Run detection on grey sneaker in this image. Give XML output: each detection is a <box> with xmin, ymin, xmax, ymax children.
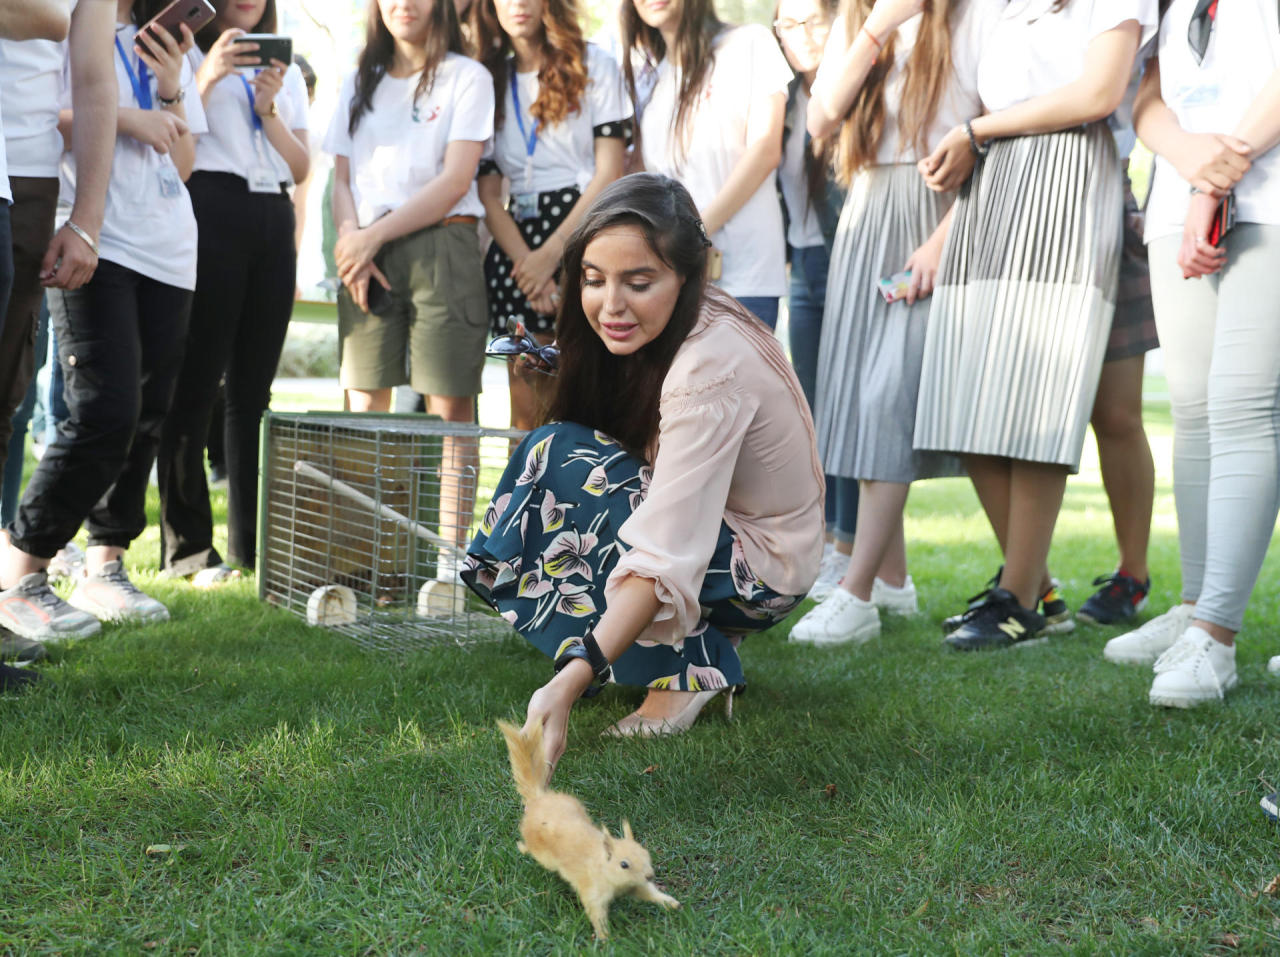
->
<box><xmin>0</xmin><ymin>626</ymin><xmax>48</xmax><ymax>665</ymax></box>
<box><xmin>0</xmin><ymin>571</ymin><xmax>101</xmax><ymax>641</ymax></box>
<box><xmin>68</xmin><ymin>561</ymin><xmax>169</xmax><ymax>623</ymax></box>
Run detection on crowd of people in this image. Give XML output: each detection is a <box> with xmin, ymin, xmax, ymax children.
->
<box><xmin>0</xmin><ymin>0</ymin><xmax>1276</xmax><ymax>786</ymax></box>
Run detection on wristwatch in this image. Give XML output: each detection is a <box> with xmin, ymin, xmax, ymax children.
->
<box><xmin>256</xmin><ymin>101</ymin><xmax>279</xmax><ymax>119</ymax></box>
<box><xmin>157</xmin><ymin>88</ymin><xmax>184</xmax><ymax>107</ymax></box>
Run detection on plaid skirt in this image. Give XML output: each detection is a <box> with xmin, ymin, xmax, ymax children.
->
<box><xmin>461</xmin><ymin>422</ymin><xmax>805</xmax><ymax>690</ymax></box>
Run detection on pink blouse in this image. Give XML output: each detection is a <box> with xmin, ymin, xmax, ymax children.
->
<box><xmin>605</xmin><ymin>289</ymin><xmax>826</xmax><ymax>645</ymax></box>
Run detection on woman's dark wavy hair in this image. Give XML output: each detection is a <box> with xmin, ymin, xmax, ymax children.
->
<box><xmin>348</xmin><ymin>0</ymin><xmax>466</xmax><ymax>135</ymax></box>
<box><xmin>545</xmin><ymin>173</ymin><xmax>710</xmax><ymax>459</ymax></box>
<box><xmin>194</xmin><ymin>0</ymin><xmax>278</xmax><ymax>52</ymax></box>
<box><xmin>471</xmin><ymin>0</ymin><xmax>589</xmax><ymax>130</ymax></box>
<box><xmin>621</xmin><ymin>0</ymin><xmax>723</xmax><ymax>163</ymax></box>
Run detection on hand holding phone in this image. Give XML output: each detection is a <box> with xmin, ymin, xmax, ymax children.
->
<box><xmin>232</xmin><ymin>34</ymin><xmax>293</xmax><ymax>72</ymax></box>
<box><xmin>877</xmin><ymin>270</ymin><xmax>912</xmax><ymax>303</ymax></box>
<box><xmin>143</xmin><ymin>0</ymin><xmax>215</xmax><ymax>42</ymax></box>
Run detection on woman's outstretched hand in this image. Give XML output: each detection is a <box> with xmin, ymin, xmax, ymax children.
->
<box><xmin>522</xmin><ymin>660</ymin><xmax>592</xmax><ymax>780</ymax></box>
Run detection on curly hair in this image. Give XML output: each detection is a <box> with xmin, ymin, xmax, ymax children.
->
<box><xmin>471</xmin><ymin>0</ymin><xmax>589</xmax><ymax>131</ymax></box>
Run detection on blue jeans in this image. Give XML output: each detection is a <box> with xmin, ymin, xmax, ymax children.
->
<box><xmin>736</xmin><ymin>295</ymin><xmax>779</xmax><ymax>330</ymax></box>
<box><xmin>787</xmin><ymin>243</ymin><xmax>857</xmax><ymax>541</ymax></box>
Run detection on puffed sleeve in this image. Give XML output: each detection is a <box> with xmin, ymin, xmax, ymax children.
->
<box><xmin>605</xmin><ymin>370</ymin><xmax>758</xmax><ymax>645</ymax></box>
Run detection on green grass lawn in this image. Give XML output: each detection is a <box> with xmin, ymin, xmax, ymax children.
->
<box><xmin>4</xmin><ymin>389</ymin><xmax>1280</xmax><ymax>955</ymax></box>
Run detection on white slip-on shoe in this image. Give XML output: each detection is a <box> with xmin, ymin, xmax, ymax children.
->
<box><xmin>1148</xmin><ymin>627</ymin><xmax>1238</xmax><ymax>709</ymax></box>
<box><xmin>1102</xmin><ymin>603</ymin><xmax>1194</xmax><ymax>666</ymax></box>
<box><xmin>788</xmin><ymin>588</ymin><xmax>880</xmax><ymax>647</ymax></box>
<box><xmin>871</xmin><ymin>576</ymin><xmax>919</xmax><ymax>616</ymax></box>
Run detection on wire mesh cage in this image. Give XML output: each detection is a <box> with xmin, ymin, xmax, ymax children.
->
<box><xmin>257</xmin><ymin>412</ymin><xmax>524</xmax><ymax>652</ymax></box>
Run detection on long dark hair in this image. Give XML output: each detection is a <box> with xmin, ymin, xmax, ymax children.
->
<box><xmin>621</xmin><ymin>0</ymin><xmax>723</xmax><ymax>163</ymax></box>
<box><xmin>348</xmin><ymin>0</ymin><xmax>465</xmax><ymax>135</ymax></box>
<box><xmin>471</xmin><ymin>0</ymin><xmax>589</xmax><ymax>131</ymax></box>
<box><xmin>546</xmin><ymin>173</ymin><xmax>710</xmax><ymax>459</ymax></box>
<box><xmin>195</xmin><ymin>0</ymin><xmax>278</xmax><ymax>51</ymax></box>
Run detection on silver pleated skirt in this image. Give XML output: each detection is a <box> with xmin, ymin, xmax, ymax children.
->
<box><xmin>913</xmin><ymin>122</ymin><xmax>1123</xmax><ymax>472</ymax></box>
<box><xmin>814</xmin><ymin>164</ymin><xmax>961</xmax><ymax>483</ymax></box>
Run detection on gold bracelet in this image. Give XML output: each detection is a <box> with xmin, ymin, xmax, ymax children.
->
<box><xmin>64</xmin><ymin>221</ymin><xmax>99</xmax><ymax>257</ymax></box>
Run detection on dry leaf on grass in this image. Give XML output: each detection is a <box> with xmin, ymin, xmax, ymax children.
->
<box><xmin>1264</xmin><ymin>875</ymin><xmax>1280</xmax><ymax>896</ymax></box>
<box><xmin>824</xmin><ymin>784</ymin><xmax>837</xmax><ymax>798</ymax></box>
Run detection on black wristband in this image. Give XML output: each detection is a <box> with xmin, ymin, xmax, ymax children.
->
<box><xmin>964</xmin><ymin>119</ymin><xmax>989</xmax><ymax>158</ymax></box>
<box><xmin>552</xmin><ymin>630</ymin><xmax>612</xmax><ymax>687</ymax></box>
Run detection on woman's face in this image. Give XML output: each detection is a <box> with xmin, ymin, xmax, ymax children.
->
<box><xmin>378</xmin><ymin>0</ymin><xmax>435</xmax><ymax>45</ymax></box>
<box><xmin>494</xmin><ymin>0</ymin><xmax>544</xmax><ymax>43</ymax></box>
<box><xmin>774</xmin><ymin>0</ymin><xmax>830</xmax><ymax>75</ymax></box>
<box><xmin>218</xmin><ymin>0</ymin><xmax>267</xmax><ymax>32</ymax></box>
<box><xmin>580</xmin><ymin>225</ymin><xmax>684</xmax><ymax>357</ymax></box>
<box><xmin>632</xmin><ymin>0</ymin><xmax>681</xmax><ymax>37</ymax></box>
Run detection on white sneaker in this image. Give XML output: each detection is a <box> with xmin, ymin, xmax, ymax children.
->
<box><xmin>871</xmin><ymin>576</ymin><xmax>919</xmax><ymax>616</ymax></box>
<box><xmin>1148</xmin><ymin>627</ymin><xmax>1238</xmax><ymax>708</ymax></box>
<box><xmin>1269</xmin><ymin>655</ymin><xmax>1280</xmax><ymax>676</ymax></box>
<box><xmin>436</xmin><ymin>551</ymin><xmax>465</xmax><ymax>585</ymax></box>
<box><xmin>788</xmin><ymin>589</ymin><xmax>880</xmax><ymax>646</ymax></box>
<box><xmin>68</xmin><ymin>561</ymin><xmax>169</xmax><ymax>623</ymax></box>
<box><xmin>1102</xmin><ymin>603</ymin><xmax>1194</xmax><ymax>665</ymax></box>
<box><xmin>807</xmin><ymin>547</ymin><xmax>847</xmax><ymax>602</ymax></box>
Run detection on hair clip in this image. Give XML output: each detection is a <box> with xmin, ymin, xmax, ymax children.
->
<box><xmin>694</xmin><ymin>218</ymin><xmax>712</xmax><ymax>248</ymax></box>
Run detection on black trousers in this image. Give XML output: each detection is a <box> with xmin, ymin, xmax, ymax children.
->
<box><xmin>0</xmin><ymin>178</ymin><xmax>55</xmax><ymax>480</ymax></box>
<box><xmin>157</xmin><ymin>171</ymin><xmax>296</xmax><ymax>575</ymax></box>
<box><xmin>7</xmin><ymin>259</ymin><xmax>192</xmax><ymax>558</ymax></box>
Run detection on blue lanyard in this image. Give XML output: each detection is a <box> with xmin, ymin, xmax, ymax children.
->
<box><xmin>239</xmin><ymin>74</ymin><xmax>263</xmax><ymax>134</ymax></box>
<box><xmin>114</xmin><ymin>34</ymin><xmax>152</xmax><ymax>110</ymax></box>
<box><xmin>509</xmin><ymin>69</ymin><xmax>538</xmax><ymax>161</ymax></box>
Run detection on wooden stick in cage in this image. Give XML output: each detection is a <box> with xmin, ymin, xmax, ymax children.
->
<box><xmin>293</xmin><ymin>460</ymin><xmax>467</xmax><ymax>561</ymax></box>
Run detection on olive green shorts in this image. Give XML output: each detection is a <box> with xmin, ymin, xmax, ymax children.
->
<box><xmin>337</xmin><ymin>221</ymin><xmax>488</xmax><ymax>396</ymax></box>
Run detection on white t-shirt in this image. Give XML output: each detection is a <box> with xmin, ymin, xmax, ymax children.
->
<box><xmin>778</xmin><ymin>85</ymin><xmax>823</xmax><ymax>250</ymax></box>
<box><xmin>323</xmin><ymin>53</ymin><xmax>494</xmax><ymax>226</ymax></box>
<box><xmin>641</xmin><ymin>24</ymin><xmax>793</xmax><ymax>298</ymax></box>
<box><xmin>815</xmin><ymin>1</ymin><xmax>996</xmax><ymax>167</ymax></box>
<box><xmin>58</xmin><ymin>24</ymin><xmax>207</xmax><ymax>290</ymax></box>
<box><xmin>1144</xmin><ymin>0</ymin><xmax>1280</xmax><ymax>241</ymax></box>
<box><xmin>977</xmin><ymin>0</ymin><xmax>1158</xmax><ymax>113</ymax></box>
<box><xmin>192</xmin><ymin>51</ymin><xmax>310</xmax><ymax>185</ymax></box>
<box><xmin>490</xmin><ymin>42</ymin><xmax>630</xmax><ymax>194</ymax></box>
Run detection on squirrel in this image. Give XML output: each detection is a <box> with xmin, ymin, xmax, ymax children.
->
<box><xmin>497</xmin><ymin>720</ymin><xmax>681</xmax><ymax>939</ymax></box>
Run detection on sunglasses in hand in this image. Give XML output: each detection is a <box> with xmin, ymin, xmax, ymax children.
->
<box><xmin>485</xmin><ymin>324</ymin><xmax>560</xmax><ymax>375</ymax></box>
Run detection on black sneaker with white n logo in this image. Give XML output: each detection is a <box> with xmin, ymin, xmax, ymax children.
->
<box><xmin>944</xmin><ymin>588</ymin><xmax>1048</xmax><ymax>651</ymax></box>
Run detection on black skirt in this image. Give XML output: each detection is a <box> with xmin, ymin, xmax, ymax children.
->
<box><xmin>483</xmin><ymin>185</ymin><xmax>580</xmax><ymax>336</ymax></box>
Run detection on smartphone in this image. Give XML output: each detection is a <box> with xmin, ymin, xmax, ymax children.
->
<box><xmin>877</xmin><ymin>270</ymin><xmax>912</xmax><ymax>303</ymax></box>
<box><xmin>233</xmin><ymin>34</ymin><xmax>294</xmax><ymax>71</ymax></box>
<box><xmin>1208</xmin><ymin>192</ymin><xmax>1236</xmax><ymax>247</ymax></box>
<box><xmin>706</xmin><ymin>247</ymin><xmax>723</xmax><ymax>281</ymax></box>
<box><xmin>143</xmin><ymin>0</ymin><xmax>215</xmax><ymax>42</ymax></box>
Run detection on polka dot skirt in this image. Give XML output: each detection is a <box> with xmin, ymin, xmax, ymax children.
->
<box><xmin>484</xmin><ymin>186</ymin><xmax>581</xmax><ymax>336</ymax></box>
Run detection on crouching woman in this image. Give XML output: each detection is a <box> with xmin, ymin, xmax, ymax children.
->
<box><xmin>463</xmin><ymin>173</ymin><xmax>824</xmax><ymax>772</ymax></box>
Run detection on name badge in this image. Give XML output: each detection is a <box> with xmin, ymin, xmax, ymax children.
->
<box><xmin>158</xmin><ymin>166</ymin><xmax>183</xmax><ymax>199</ymax></box>
<box><xmin>511</xmin><ymin>192</ymin><xmax>538</xmax><ymax>222</ymax></box>
<box><xmin>248</xmin><ymin>165</ymin><xmax>279</xmax><ymax>194</ymax></box>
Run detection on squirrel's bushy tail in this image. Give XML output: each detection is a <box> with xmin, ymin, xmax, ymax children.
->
<box><xmin>498</xmin><ymin>720</ymin><xmax>547</xmax><ymax>804</ymax></box>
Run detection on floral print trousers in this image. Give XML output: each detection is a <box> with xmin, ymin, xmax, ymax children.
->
<box><xmin>461</xmin><ymin>422</ymin><xmax>804</xmax><ymax>690</ymax></box>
